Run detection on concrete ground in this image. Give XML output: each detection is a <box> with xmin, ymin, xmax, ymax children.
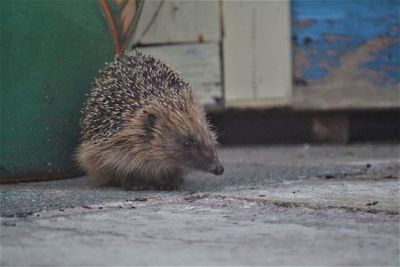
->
<box><xmin>1</xmin><ymin>144</ymin><xmax>399</xmax><ymax>266</ymax></box>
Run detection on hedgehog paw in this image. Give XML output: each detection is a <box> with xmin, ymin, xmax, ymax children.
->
<box><xmin>155</xmin><ymin>175</ymin><xmax>184</xmax><ymax>191</ymax></box>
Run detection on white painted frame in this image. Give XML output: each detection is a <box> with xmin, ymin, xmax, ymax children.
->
<box><xmin>223</xmin><ymin>0</ymin><xmax>292</xmax><ymax>108</ymax></box>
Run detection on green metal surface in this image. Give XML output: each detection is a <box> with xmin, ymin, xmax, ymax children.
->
<box><xmin>0</xmin><ymin>0</ymin><xmax>115</xmax><ymax>181</ymax></box>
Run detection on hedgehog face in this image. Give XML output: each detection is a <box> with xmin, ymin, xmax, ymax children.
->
<box><xmin>178</xmin><ymin>133</ymin><xmax>224</xmax><ymax>176</ymax></box>
<box><xmin>143</xmin><ymin>91</ymin><xmax>224</xmax><ymax>176</ymax></box>
<box><xmin>153</xmin><ymin>112</ymin><xmax>224</xmax><ymax>176</ymax></box>
<box><xmin>162</xmin><ymin>121</ymin><xmax>224</xmax><ymax>175</ymax></box>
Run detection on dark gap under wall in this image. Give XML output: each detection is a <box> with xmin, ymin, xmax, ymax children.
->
<box><xmin>349</xmin><ymin>110</ymin><xmax>400</xmax><ymax>143</ymax></box>
<box><xmin>208</xmin><ymin>109</ymin><xmax>400</xmax><ymax>145</ymax></box>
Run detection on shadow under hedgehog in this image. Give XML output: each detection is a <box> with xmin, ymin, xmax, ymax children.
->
<box><xmin>76</xmin><ymin>51</ymin><xmax>224</xmax><ymax>190</ymax></box>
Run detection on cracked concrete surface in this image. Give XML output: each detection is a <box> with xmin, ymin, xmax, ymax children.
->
<box><xmin>1</xmin><ymin>144</ymin><xmax>399</xmax><ymax>266</ymax></box>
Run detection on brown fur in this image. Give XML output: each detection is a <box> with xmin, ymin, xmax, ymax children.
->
<box><xmin>77</xmin><ymin>86</ymin><xmax>219</xmax><ymax>190</ymax></box>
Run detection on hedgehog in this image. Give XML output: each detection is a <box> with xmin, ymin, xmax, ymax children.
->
<box><xmin>76</xmin><ymin>51</ymin><xmax>224</xmax><ymax>190</ymax></box>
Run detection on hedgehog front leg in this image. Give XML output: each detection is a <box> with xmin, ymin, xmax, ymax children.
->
<box><xmin>121</xmin><ymin>171</ymin><xmax>154</xmax><ymax>191</ymax></box>
<box><xmin>121</xmin><ymin>168</ymin><xmax>184</xmax><ymax>191</ymax></box>
<box><xmin>154</xmin><ymin>168</ymin><xmax>185</xmax><ymax>191</ymax></box>
<box><xmin>158</xmin><ymin>175</ymin><xmax>184</xmax><ymax>190</ymax></box>
<box><xmin>89</xmin><ymin>167</ymin><xmax>118</xmax><ymax>187</ymax></box>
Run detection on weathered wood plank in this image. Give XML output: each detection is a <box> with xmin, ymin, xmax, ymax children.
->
<box><xmin>130</xmin><ymin>0</ymin><xmax>221</xmax><ymax>45</ymax></box>
<box><xmin>292</xmin><ymin>0</ymin><xmax>400</xmax><ymax>109</ymax></box>
<box><xmin>222</xmin><ymin>2</ymin><xmax>253</xmax><ymax>101</ymax></box>
<box><xmin>138</xmin><ymin>43</ymin><xmax>222</xmax><ymax>107</ymax></box>
<box><xmin>223</xmin><ymin>0</ymin><xmax>292</xmax><ymax>108</ymax></box>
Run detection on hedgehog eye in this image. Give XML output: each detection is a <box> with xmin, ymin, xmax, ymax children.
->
<box><xmin>183</xmin><ymin>138</ymin><xmax>196</xmax><ymax>148</ymax></box>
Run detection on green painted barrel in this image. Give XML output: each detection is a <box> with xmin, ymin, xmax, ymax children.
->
<box><xmin>0</xmin><ymin>0</ymin><xmax>141</xmax><ymax>182</ymax></box>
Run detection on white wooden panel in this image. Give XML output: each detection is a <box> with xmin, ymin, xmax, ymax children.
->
<box><xmin>223</xmin><ymin>0</ymin><xmax>292</xmax><ymax>107</ymax></box>
<box><xmin>254</xmin><ymin>1</ymin><xmax>291</xmax><ymax>100</ymax></box>
<box><xmin>130</xmin><ymin>0</ymin><xmax>221</xmax><ymax>45</ymax></box>
<box><xmin>139</xmin><ymin>43</ymin><xmax>222</xmax><ymax>107</ymax></box>
<box><xmin>222</xmin><ymin>3</ymin><xmax>253</xmax><ymax>100</ymax></box>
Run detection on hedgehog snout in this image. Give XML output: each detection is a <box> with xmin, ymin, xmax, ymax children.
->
<box><xmin>209</xmin><ymin>160</ymin><xmax>224</xmax><ymax>176</ymax></box>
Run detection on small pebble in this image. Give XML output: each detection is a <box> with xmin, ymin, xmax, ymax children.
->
<box><xmin>324</xmin><ymin>174</ymin><xmax>334</xmax><ymax>179</ymax></box>
<box><xmin>366</xmin><ymin>201</ymin><xmax>378</xmax><ymax>206</ymax></box>
<box><xmin>2</xmin><ymin>221</ymin><xmax>16</xmax><ymax>227</ymax></box>
<box><xmin>134</xmin><ymin>197</ymin><xmax>148</xmax><ymax>202</ymax></box>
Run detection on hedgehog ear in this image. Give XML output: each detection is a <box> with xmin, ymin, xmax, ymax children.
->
<box><xmin>144</xmin><ymin>113</ymin><xmax>158</xmax><ymax>135</ymax></box>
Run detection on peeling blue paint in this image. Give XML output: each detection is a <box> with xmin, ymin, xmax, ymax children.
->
<box><xmin>362</xmin><ymin>43</ymin><xmax>400</xmax><ymax>82</ymax></box>
<box><xmin>292</xmin><ymin>0</ymin><xmax>400</xmax><ymax>82</ymax></box>
<box><xmin>303</xmin><ymin>67</ymin><xmax>327</xmax><ymax>80</ymax></box>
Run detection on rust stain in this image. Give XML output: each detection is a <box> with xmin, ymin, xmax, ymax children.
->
<box><xmin>120</xmin><ymin>0</ymin><xmax>136</xmax><ymax>34</ymax></box>
<box><xmin>337</xmin><ymin>36</ymin><xmax>399</xmax><ymax>71</ymax></box>
<box><xmin>100</xmin><ymin>0</ymin><xmax>138</xmax><ymax>55</ymax></box>
<box><xmin>320</xmin><ymin>36</ymin><xmax>400</xmax><ymax>88</ymax></box>
<box><xmin>197</xmin><ymin>33</ymin><xmax>204</xmax><ymax>43</ymax></box>
<box><xmin>324</xmin><ymin>35</ymin><xmax>348</xmax><ymax>43</ymax></box>
<box><xmin>293</xmin><ymin>46</ymin><xmax>310</xmax><ymax>79</ymax></box>
<box><xmin>100</xmin><ymin>0</ymin><xmax>122</xmax><ymax>55</ymax></box>
<box><xmin>295</xmin><ymin>19</ymin><xmax>316</xmax><ymax>29</ymax></box>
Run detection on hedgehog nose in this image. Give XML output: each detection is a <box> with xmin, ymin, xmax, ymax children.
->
<box><xmin>211</xmin><ymin>163</ymin><xmax>224</xmax><ymax>176</ymax></box>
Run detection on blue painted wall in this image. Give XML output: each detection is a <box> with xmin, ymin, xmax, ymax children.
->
<box><xmin>291</xmin><ymin>0</ymin><xmax>399</xmax><ymax>84</ymax></box>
